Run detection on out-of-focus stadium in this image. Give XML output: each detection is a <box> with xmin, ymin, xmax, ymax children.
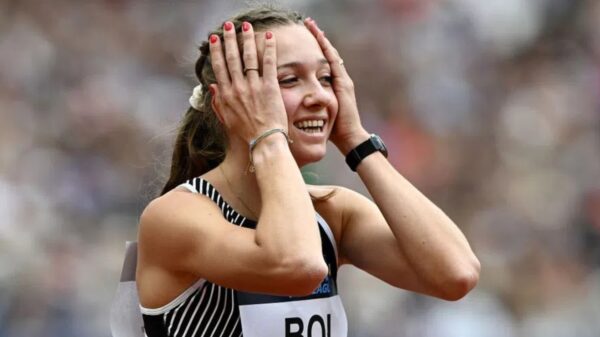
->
<box><xmin>1</xmin><ymin>0</ymin><xmax>599</xmax><ymax>336</ymax></box>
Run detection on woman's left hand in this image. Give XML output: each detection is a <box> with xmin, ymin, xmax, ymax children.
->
<box><xmin>304</xmin><ymin>18</ymin><xmax>370</xmax><ymax>155</ymax></box>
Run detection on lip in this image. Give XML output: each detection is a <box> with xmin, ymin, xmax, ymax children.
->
<box><xmin>293</xmin><ymin>116</ymin><xmax>327</xmax><ymax>123</ymax></box>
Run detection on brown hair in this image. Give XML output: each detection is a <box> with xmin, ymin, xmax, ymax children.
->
<box><xmin>160</xmin><ymin>5</ymin><xmax>304</xmax><ymax>195</ymax></box>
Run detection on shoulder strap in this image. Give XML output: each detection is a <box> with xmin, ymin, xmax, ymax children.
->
<box><xmin>316</xmin><ymin>213</ymin><xmax>338</xmax><ymax>264</ymax></box>
<box><xmin>179</xmin><ymin>177</ymin><xmax>254</xmax><ymax>227</ymax></box>
<box><xmin>179</xmin><ymin>177</ymin><xmax>227</xmax><ymax>210</ymax></box>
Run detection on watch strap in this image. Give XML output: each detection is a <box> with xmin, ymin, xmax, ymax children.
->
<box><xmin>345</xmin><ymin>135</ymin><xmax>385</xmax><ymax>171</ymax></box>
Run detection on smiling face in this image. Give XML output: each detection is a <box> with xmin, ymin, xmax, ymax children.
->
<box><xmin>257</xmin><ymin>24</ymin><xmax>339</xmax><ymax>167</ymax></box>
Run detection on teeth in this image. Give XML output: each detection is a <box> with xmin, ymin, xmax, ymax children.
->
<box><xmin>294</xmin><ymin>120</ymin><xmax>324</xmax><ymax>129</ymax></box>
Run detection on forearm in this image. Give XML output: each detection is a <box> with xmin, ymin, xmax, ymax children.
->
<box><xmin>354</xmin><ymin>146</ymin><xmax>480</xmax><ymax>292</ymax></box>
<box><xmin>251</xmin><ymin>134</ymin><xmax>324</xmax><ymax>265</ymax></box>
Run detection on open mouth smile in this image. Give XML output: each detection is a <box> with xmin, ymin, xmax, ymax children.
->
<box><xmin>293</xmin><ymin>119</ymin><xmax>325</xmax><ymax>134</ymax></box>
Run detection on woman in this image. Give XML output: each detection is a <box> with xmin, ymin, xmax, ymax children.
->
<box><xmin>135</xmin><ymin>5</ymin><xmax>480</xmax><ymax>337</ymax></box>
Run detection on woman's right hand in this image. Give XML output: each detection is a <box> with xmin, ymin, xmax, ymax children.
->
<box><xmin>209</xmin><ymin>21</ymin><xmax>288</xmax><ymax>143</ymax></box>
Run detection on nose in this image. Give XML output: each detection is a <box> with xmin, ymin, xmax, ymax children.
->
<box><xmin>302</xmin><ymin>79</ymin><xmax>333</xmax><ymax>110</ymax></box>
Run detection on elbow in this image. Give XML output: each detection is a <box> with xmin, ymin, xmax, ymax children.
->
<box><xmin>276</xmin><ymin>255</ymin><xmax>329</xmax><ymax>296</ymax></box>
<box><xmin>438</xmin><ymin>259</ymin><xmax>481</xmax><ymax>301</ymax></box>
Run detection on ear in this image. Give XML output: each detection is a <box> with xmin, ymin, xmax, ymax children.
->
<box><xmin>209</xmin><ymin>84</ymin><xmax>225</xmax><ymax>125</ymax></box>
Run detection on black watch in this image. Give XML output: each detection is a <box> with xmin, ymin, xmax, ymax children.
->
<box><xmin>345</xmin><ymin>134</ymin><xmax>388</xmax><ymax>171</ymax></box>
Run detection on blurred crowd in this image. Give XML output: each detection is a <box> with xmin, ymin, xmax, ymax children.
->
<box><xmin>1</xmin><ymin>0</ymin><xmax>599</xmax><ymax>336</ymax></box>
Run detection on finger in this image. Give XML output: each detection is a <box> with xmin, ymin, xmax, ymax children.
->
<box><xmin>209</xmin><ymin>33</ymin><xmax>231</xmax><ymax>87</ymax></box>
<box><xmin>241</xmin><ymin>21</ymin><xmax>260</xmax><ymax>84</ymax></box>
<box><xmin>304</xmin><ymin>17</ymin><xmax>323</xmax><ymax>36</ymax></box>
<box><xmin>209</xmin><ymin>84</ymin><xmax>226</xmax><ymax>125</ymax></box>
<box><xmin>304</xmin><ymin>18</ymin><xmax>348</xmax><ymax>78</ymax></box>
<box><xmin>222</xmin><ymin>21</ymin><xmax>244</xmax><ymax>83</ymax></box>
<box><xmin>261</xmin><ymin>31</ymin><xmax>277</xmax><ymax>84</ymax></box>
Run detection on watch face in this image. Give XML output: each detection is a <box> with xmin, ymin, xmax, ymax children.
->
<box><xmin>372</xmin><ymin>135</ymin><xmax>388</xmax><ymax>157</ymax></box>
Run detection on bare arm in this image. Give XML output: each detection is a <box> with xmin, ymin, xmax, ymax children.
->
<box><xmin>138</xmin><ymin>138</ymin><xmax>326</xmax><ymax>298</ymax></box>
<box><xmin>305</xmin><ymin>18</ymin><xmax>480</xmax><ymax>301</ymax></box>
<box><xmin>339</xmin><ymin>151</ymin><xmax>480</xmax><ymax>301</ymax></box>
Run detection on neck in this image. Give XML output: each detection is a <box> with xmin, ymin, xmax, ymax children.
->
<box><xmin>217</xmin><ymin>142</ymin><xmax>262</xmax><ymax>219</ymax></box>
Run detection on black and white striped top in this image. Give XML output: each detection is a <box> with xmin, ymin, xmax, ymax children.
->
<box><xmin>140</xmin><ymin>177</ymin><xmax>341</xmax><ymax>337</ymax></box>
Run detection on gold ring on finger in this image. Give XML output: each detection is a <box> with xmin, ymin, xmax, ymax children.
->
<box><xmin>244</xmin><ymin>67</ymin><xmax>259</xmax><ymax>75</ymax></box>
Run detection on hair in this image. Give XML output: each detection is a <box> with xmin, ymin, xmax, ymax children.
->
<box><xmin>160</xmin><ymin>5</ymin><xmax>305</xmax><ymax>195</ymax></box>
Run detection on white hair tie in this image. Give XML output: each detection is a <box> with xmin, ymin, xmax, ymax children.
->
<box><xmin>188</xmin><ymin>84</ymin><xmax>203</xmax><ymax>110</ymax></box>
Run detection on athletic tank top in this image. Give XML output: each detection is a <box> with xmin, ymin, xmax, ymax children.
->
<box><xmin>140</xmin><ymin>177</ymin><xmax>348</xmax><ymax>337</ymax></box>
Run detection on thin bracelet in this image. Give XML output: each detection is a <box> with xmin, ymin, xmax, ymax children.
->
<box><xmin>248</xmin><ymin>128</ymin><xmax>293</xmax><ymax>173</ymax></box>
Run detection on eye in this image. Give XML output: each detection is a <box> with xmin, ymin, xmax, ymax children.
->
<box><xmin>320</xmin><ymin>75</ymin><xmax>333</xmax><ymax>85</ymax></box>
<box><xmin>279</xmin><ymin>77</ymin><xmax>298</xmax><ymax>85</ymax></box>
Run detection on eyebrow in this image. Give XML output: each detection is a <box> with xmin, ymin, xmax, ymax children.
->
<box><xmin>277</xmin><ymin>58</ymin><xmax>329</xmax><ymax>70</ymax></box>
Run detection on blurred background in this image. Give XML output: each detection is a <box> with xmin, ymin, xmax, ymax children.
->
<box><xmin>1</xmin><ymin>0</ymin><xmax>599</xmax><ymax>336</ymax></box>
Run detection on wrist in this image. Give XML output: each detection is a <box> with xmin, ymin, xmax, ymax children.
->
<box><xmin>250</xmin><ymin>132</ymin><xmax>292</xmax><ymax>170</ymax></box>
<box><xmin>344</xmin><ymin>133</ymin><xmax>388</xmax><ymax>171</ymax></box>
<box><xmin>335</xmin><ymin>129</ymin><xmax>371</xmax><ymax>155</ymax></box>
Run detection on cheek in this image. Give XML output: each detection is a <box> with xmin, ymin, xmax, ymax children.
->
<box><xmin>326</xmin><ymin>89</ymin><xmax>339</xmax><ymax>118</ymax></box>
<box><xmin>280</xmin><ymin>90</ymin><xmax>303</xmax><ymax>118</ymax></box>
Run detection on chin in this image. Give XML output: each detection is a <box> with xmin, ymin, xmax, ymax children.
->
<box><xmin>292</xmin><ymin>147</ymin><xmax>327</xmax><ymax>168</ymax></box>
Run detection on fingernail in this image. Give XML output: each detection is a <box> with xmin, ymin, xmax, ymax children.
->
<box><xmin>210</xmin><ymin>35</ymin><xmax>218</xmax><ymax>44</ymax></box>
<box><xmin>242</xmin><ymin>22</ymin><xmax>250</xmax><ymax>32</ymax></box>
<box><xmin>265</xmin><ymin>31</ymin><xmax>273</xmax><ymax>39</ymax></box>
<box><xmin>224</xmin><ymin>22</ymin><xmax>233</xmax><ymax>31</ymax></box>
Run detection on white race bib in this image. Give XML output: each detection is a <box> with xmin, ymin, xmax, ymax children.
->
<box><xmin>239</xmin><ymin>295</ymin><xmax>347</xmax><ymax>337</ymax></box>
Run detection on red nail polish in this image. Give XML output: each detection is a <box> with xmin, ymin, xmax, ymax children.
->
<box><xmin>224</xmin><ymin>22</ymin><xmax>233</xmax><ymax>31</ymax></box>
<box><xmin>265</xmin><ymin>31</ymin><xmax>272</xmax><ymax>39</ymax></box>
<box><xmin>210</xmin><ymin>35</ymin><xmax>218</xmax><ymax>44</ymax></box>
<box><xmin>242</xmin><ymin>22</ymin><xmax>250</xmax><ymax>32</ymax></box>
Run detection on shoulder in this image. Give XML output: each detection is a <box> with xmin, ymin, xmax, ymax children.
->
<box><xmin>307</xmin><ymin>184</ymin><xmax>372</xmax><ymax>241</ymax></box>
<box><xmin>140</xmin><ymin>187</ymin><xmax>220</xmax><ymax>228</ymax></box>
<box><xmin>138</xmin><ymin>188</ymin><xmax>225</xmax><ymax>262</ymax></box>
<box><xmin>308</xmin><ymin>184</ymin><xmax>379</xmax><ymax>231</ymax></box>
<box><xmin>307</xmin><ymin>184</ymin><xmax>371</xmax><ymax>214</ymax></box>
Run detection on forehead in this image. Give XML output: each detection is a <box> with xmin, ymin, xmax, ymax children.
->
<box><xmin>256</xmin><ymin>24</ymin><xmax>325</xmax><ymax>66</ymax></box>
